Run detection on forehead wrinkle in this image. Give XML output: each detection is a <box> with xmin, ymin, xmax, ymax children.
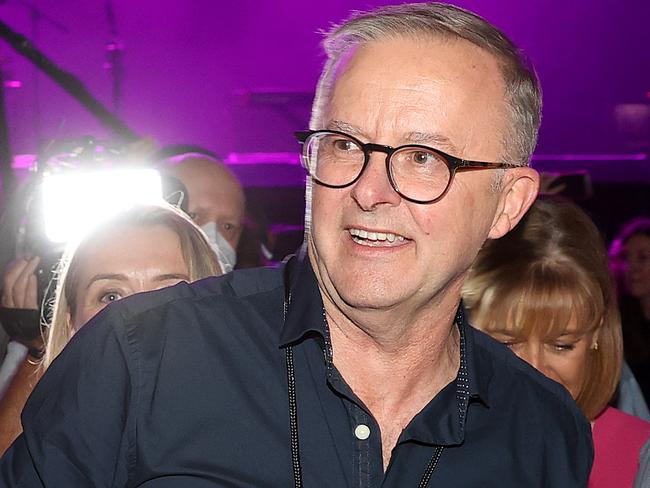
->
<box><xmin>326</xmin><ymin>83</ymin><xmax>468</xmax><ymax>154</ymax></box>
<box><xmin>326</xmin><ymin>38</ymin><xmax>508</xmax><ymax>161</ymax></box>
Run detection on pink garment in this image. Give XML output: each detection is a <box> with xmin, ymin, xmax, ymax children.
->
<box><xmin>589</xmin><ymin>406</ymin><xmax>650</xmax><ymax>487</ymax></box>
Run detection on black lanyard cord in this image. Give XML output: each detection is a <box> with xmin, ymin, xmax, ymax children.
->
<box><xmin>418</xmin><ymin>445</ymin><xmax>444</xmax><ymax>487</ymax></box>
<box><xmin>286</xmin><ymin>345</ymin><xmax>303</xmax><ymax>488</ymax></box>
<box><xmin>285</xmin><ymin>344</ymin><xmax>444</xmax><ymax>487</ymax></box>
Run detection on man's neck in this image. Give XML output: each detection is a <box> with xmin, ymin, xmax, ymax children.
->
<box><xmin>326</xmin><ymin>298</ymin><xmax>461</xmax><ymax>407</ymax></box>
<box><xmin>323</xmin><ymin>292</ymin><xmax>462</xmax><ymax>470</ymax></box>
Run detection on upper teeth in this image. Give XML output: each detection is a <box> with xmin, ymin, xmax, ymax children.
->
<box><xmin>349</xmin><ymin>228</ymin><xmax>405</xmax><ymax>242</ymax></box>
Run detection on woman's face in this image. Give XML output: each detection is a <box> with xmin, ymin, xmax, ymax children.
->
<box><xmin>622</xmin><ymin>234</ymin><xmax>650</xmax><ymax>300</ymax></box>
<box><xmin>489</xmin><ymin>325</ymin><xmax>598</xmax><ymax>400</ymax></box>
<box><xmin>70</xmin><ymin>224</ymin><xmax>190</xmax><ymax>330</ymax></box>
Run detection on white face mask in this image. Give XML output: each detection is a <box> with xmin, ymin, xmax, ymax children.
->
<box><xmin>200</xmin><ymin>222</ymin><xmax>237</xmax><ymax>273</ymax></box>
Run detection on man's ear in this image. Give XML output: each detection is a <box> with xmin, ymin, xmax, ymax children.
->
<box><xmin>488</xmin><ymin>167</ymin><xmax>539</xmax><ymax>240</ymax></box>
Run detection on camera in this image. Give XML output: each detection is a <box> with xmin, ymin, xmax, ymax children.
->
<box><xmin>1</xmin><ymin>138</ymin><xmax>166</xmax><ymax>343</ymax></box>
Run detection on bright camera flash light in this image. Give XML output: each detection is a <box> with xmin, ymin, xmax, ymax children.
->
<box><xmin>42</xmin><ymin>168</ymin><xmax>163</xmax><ymax>244</ymax></box>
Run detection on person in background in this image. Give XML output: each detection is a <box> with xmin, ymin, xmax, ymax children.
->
<box><xmin>0</xmin><ymin>204</ymin><xmax>222</xmax><ymax>454</ymax></box>
<box><xmin>0</xmin><ymin>179</ymin><xmax>49</xmax><ymax>392</ymax></box>
<box><xmin>463</xmin><ymin>198</ymin><xmax>650</xmax><ymax>487</ymax></box>
<box><xmin>610</xmin><ymin>217</ymin><xmax>650</xmax><ymax>405</ymax></box>
<box><xmin>1</xmin><ymin>3</ymin><xmax>592</xmax><ymax>486</ymax></box>
<box><xmin>161</xmin><ymin>153</ymin><xmax>246</xmax><ymax>272</ymax></box>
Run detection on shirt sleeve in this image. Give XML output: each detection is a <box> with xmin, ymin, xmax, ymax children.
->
<box><xmin>0</xmin><ymin>307</ymin><xmax>136</xmax><ymax>487</ymax></box>
<box><xmin>634</xmin><ymin>437</ymin><xmax>650</xmax><ymax>488</ymax></box>
<box><xmin>617</xmin><ymin>361</ymin><xmax>650</xmax><ymax>422</ymax></box>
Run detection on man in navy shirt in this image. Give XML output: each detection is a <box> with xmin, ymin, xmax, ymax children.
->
<box><xmin>1</xmin><ymin>2</ymin><xmax>592</xmax><ymax>486</ymax></box>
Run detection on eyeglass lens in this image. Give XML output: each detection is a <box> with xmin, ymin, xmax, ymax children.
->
<box><xmin>305</xmin><ymin>132</ymin><xmax>452</xmax><ymax>202</ymax></box>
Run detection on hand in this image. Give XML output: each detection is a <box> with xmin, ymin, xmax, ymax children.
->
<box><xmin>1</xmin><ymin>256</ymin><xmax>40</xmax><ymax>310</ymax></box>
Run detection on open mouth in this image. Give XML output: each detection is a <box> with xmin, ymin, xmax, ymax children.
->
<box><xmin>348</xmin><ymin>228</ymin><xmax>408</xmax><ymax>247</ymax></box>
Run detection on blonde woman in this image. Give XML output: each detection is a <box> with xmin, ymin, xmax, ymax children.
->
<box><xmin>0</xmin><ymin>204</ymin><xmax>222</xmax><ymax>453</ymax></box>
<box><xmin>463</xmin><ymin>198</ymin><xmax>650</xmax><ymax>487</ymax></box>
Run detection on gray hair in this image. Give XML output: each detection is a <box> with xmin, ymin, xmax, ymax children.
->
<box><xmin>309</xmin><ymin>2</ymin><xmax>542</xmax><ymax>167</ymax></box>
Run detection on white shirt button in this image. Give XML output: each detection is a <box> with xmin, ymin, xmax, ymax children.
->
<box><xmin>354</xmin><ymin>424</ymin><xmax>371</xmax><ymax>440</ymax></box>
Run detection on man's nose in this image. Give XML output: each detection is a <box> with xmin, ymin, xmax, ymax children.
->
<box><xmin>350</xmin><ymin>151</ymin><xmax>401</xmax><ymax>211</ymax></box>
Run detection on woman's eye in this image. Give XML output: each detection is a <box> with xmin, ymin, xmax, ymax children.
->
<box><xmin>552</xmin><ymin>343</ymin><xmax>576</xmax><ymax>352</ymax></box>
<box><xmin>99</xmin><ymin>291</ymin><xmax>123</xmax><ymax>304</ymax></box>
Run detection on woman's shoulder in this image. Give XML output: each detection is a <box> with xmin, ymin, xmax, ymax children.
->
<box><xmin>596</xmin><ymin>406</ymin><xmax>650</xmax><ymax>436</ymax></box>
<box><xmin>590</xmin><ymin>407</ymin><xmax>650</xmax><ymax>487</ymax></box>
<box><xmin>593</xmin><ymin>406</ymin><xmax>650</xmax><ymax>454</ymax></box>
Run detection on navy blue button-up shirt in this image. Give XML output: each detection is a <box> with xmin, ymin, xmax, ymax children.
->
<box><xmin>1</xmin><ymin>252</ymin><xmax>592</xmax><ymax>487</ymax></box>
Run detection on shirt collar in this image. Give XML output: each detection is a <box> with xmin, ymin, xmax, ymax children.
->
<box><xmin>278</xmin><ymin>246</ymin><xmax>327</xmax><ymax>347</ymax></box>
<box><xmin>401</xmin><ymin>306</ymin><xmax>494</xmax><ymax>446</ymax></box>
<box><xmin>278</xmin><ymin>249</ymin><xmax>494</xmax><ymax>443</ymax></box>
<box><xmin>459</xmin><ymin>304</ymin><xmax>493</xmax><ymax>408</ymax></box>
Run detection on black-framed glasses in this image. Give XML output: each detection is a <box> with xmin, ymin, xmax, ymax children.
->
<box><xmin>295</xmin><ymin>130</ymin><xmax>516</xmax><ymax>204</ymax></box>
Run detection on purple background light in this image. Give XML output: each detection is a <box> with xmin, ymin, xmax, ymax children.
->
<box><xmin>1</xmin><ymin>0</ymin><xmax>649</xmax><ymax>160</ymax></box>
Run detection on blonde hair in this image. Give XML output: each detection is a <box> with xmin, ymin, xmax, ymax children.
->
<box><xmin>43</xmin><ymin>203</ymin><xmax>222</xmax><ymax>369</ymax></box>
<box><xmin>463</xmin><ymin>198</ymin><xmax>622</xmax><ymax>420</ymax></box>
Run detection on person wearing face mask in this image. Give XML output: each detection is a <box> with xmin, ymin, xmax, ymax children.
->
<box><xmin>0</xmin><ymin>204</ymin><xmax>223</xmax><ymax>455</ymax></box>
<box><xmin>200</xmin><ymin>220</ymin><xmax>238</xmax><ymax>273</ymax></box>
<box><xmin>160</xmin><ymin>153</ymin><xmax>245</xmax><ymax>272</ymax></box>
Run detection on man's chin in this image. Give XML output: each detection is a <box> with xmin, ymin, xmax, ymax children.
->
<box><xmin>334</xmin><ymin>281</ymin><xmax>410</xmax><ymax>312</ymax></box>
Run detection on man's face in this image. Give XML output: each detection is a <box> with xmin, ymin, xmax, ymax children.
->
<box><xmin>309</xmin><ymin>36</ymin><xmax>518</xmax><ymax>312</ymax></box>
<box><xmin>168</xmin><ymin>159</ymin><xmax>245</xmax><ymax>250</ymax></box>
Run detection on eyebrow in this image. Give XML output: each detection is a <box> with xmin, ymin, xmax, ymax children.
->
<box><xmin>87</xmin><ymin>273</ymin><xmax>129</xmax><ymax>285</ymax></box>
<box><xmin>156</xmin><ymin>273</ymin><xmax>190</xmax><ymax>282</ymax></box>
<box><xmin>327</xmin><ymin>120</ymin><xmax>362</xmax><ymax>135</ymax></box>
<box><xmin>404</xmin><ymin>131</ymin><xmax>459</xmax><ymax>153</ymax></box>
<box><xmin>326</xmin><ymin>120</ymin><xmax>459</xmax><ymax>153</ymax></box>
<box><xmin>87</xmin><ymin>272</ymin><xmax>190</xmax><ymax>286</ymax></box>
